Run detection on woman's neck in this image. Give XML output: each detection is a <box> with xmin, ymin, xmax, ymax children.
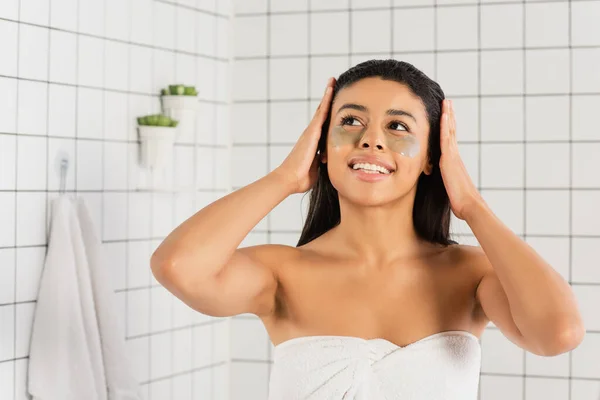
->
<box><xmin>332</xmin><ymin>196</ymin><xmax>426</xmax><ymax>265</ymax></box>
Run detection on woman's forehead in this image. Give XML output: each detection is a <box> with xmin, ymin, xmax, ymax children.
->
<box><xmin>332</xmin><ymin>78</ymin><xmax>425</xmax><ymax>117</ymax></box>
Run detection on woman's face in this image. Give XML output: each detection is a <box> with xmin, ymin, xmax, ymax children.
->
<box><xmin>322</xmin><ymin>77</ymin><xmax>432</xmax><ymax>206</ymax></box>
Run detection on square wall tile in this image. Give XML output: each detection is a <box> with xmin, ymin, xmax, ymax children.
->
<box><xmin>20</xmin><ymin>0</ymin><xmax>49</xmax><ymax>25</ymax></box>
<box><xmin>525</xmin><ymin>2</ymin><xmax>568</xmax><ymax>48</ymax></box>
<box><xmin>574</xmin><ymin>285</ymin><xmax>600</xmax><ymax>331</ymax></box>
<box><xmin>150</xmin><ymin>332</ymin><xmax>172</xmax><ymax>379</ymax></box>
<box><xmin>481</xmin><ymin>144</ymin><xmax>524</xmax><ymax>188</ymax></box>
<box><xmin>153</xmin><ymin>1</ymin><xmax>175</xmax><ymax>49</ymax></box>
<box><xmin>573</xmin><ymin>48</ymin><xmax>600</xmax><ymax>94</ymax></box>
<box><xmin>15</xmin><ymin>192</ymin><xmax>46</xmax><ymax>246</ymax></box>
<box><xmin>104</xmin><ymin>41</ymin><xmax>129</xmax><ymax>91</ymax></box>
<box><xmin>18</xmin><ymin>25</ymin><xmax>48</xmax><ymax>81</ymax></box>
<box><xmin>79</xmin><ymin>0</ymin><xmax>104</xmax><ymax>36</ymax></box>
<box><xmin>50</xmin><ymin>0</ymin><xmax>77</xmax><ymax>31</ymax></box>
<box><xmin>0</xmin><ymin>20</ymin><xmax>18</xmax><ymax>77</ymax></box>
<box><xmin>481</xmin><ymin>97</ymin><xmax>524</xmax><ymax>142</ymax></box>
<box><xmin>129</xmin><ymin>45</ymin><xmax>153</xmax><ymax>94</ymax></box>
<box><xmin>76</xmin><ymin>140</ymin><xmax>103</xmax><ymax>190</ymax></box>
<box><xmin>525</xmin><ymin>347</ymin><xmax>569</xmax><ymax>377</ymax></box>
<box><xmin>525</xmin><ymin>377</ymin><xmax>569</xmax><ymax>400</ymax></box>
<box><xmin>0</xmin><ymin>305</ymin><xmax>15</xmax><ymax>361</ymax></box>
<box><xmin>269</xmin><ymin>101</ymin><xmax>309</xmax><ymax>144</ymax></box>
<box><xmin>78</xmin><ymin>36</ymin><xmax>104</xmax><ymax>88</ymax></box>
<box><xmin>15</xmin><ymin>247</ymin><xmax>45</xmax><ymax>303</ymax></box>
<box><xmin>437</xmin><ymin>52</ymin><xmax>478</xmax><ymax>96</ymax></box>
<box><xmin>573</xmin><ymin>143</ymin><xmax>600</xmax><ymax>188</ymax></box>
<box><xmin>233</xmin><ymin>59</ymin><xmax>267</xmax><ymax>101</ymax></box>
<box><xmin>572</xmin><ymin>190</ymin><xmax>600</xmax><ymax>236</ymax></box>
<box><xmin>480</xmin><ymin>4</ymin><xmax>523</xmax><ymax>49</ymax></box>
<box><xmin>103</xmin><ymin>192</ymin><xmax>128</xmax><ymax>241</ymax></box>
<box><xmin>17</xmin><ymin>80</ymin><xmax>47</xmax><ymax>137</ymax></box>
<box><xmin>481</xmin><ymin>329</ymin><xmax>524</xmax><ymax>374</ymax></box>
<box><xmin>311</xmin><ymin>56</ymin><xmax>349</xmax><ymax>98</ymax></box>
<box><xmin>393</xmin><ymin>8</ymin><xmax>434</xmax><ymax>52</ymax></box>
<box><xmin>526</xmin><ymin>49</ymin><xmax>570</xmax><ymax>95</ymax></box>
<box><xmin>571</xmin><ymin>1</ymin><xmax>600</xmax><ymax>46</ymax></box>
<box><xmin>231</xmin><ymin>318</ymin><xmax>270</xmax><ymax>360</ymax></box>
<box><xmin>48</xmin><ymin>84</ymin><xmax>76</xmax><ymax>138</ymax></box>
<box><xmin>526</xmin><ymin>143</ymin><xmax>569</xmax><ymax>188</ymax></box>
<box><xmin>269</xmin><ymin>58</ymin><xmax>308</xmax><ymax>100</ymax></box>
<box><xmin>47</xmin><ymin>138</ymin><xmax>74</xmax><ymax>192</ymax></box>
<box><xmin>230</xmin><ymin>363</ymin><xmax>269</xmax><ymax>400</ymax></box>
<box><xmin>572</xmin><ymin>332</ymin><xmax>600</xmax><ymax>379</ymax></box>
<box><xmin>481</xmin><ymin>50</ymin><xmax>523</xmax><ymax>95</ymax></box>
<box><xmin>0</xmin><ymin>193</ymin><xmax>16</xmax><ymax>247</ymax></box>
<box><xmin>526</xmin><ymin>190</ymin><xmax>569</xmax><ymax>236</ymax></box>
<box><xmin>270</xmin><ymin>192</ymin><xmax>306</xmax><ymax>231</ymax></box>
<box><xmin>311</xmin><ymin>12</ymin><xmax>349</xmax><ymax>55</ymax></box>
<box><xmin>105</xmin><ymin>0</ymin><xmax>130</xmax><ymax>41</ymax></box>
<box><xmin>351</xmin><ymin>10</ymin><xmax>390</xmax><ymax>53</ymax></box>
<box><xmin>234</xmin><ymin>16</ymin><xmax>267</xmax><ymax>57</ymax></box>
<box><xmin>231</xmin><ymin>103</ymin><xmax>267</xmax><ymax>144</ymax></box>
<box><xmin>0</xmin><ymin>249</ymin><xmax>15</xmax><ymax>304</ymax></box>
<box><xmin>573</xmin><ymin>95</ymin><xmax>600</xmax><ymax>141</ymax></box>
<box><xmin>196</xmin><ymin>12</ymin><xmax>216</xmax><ymax>56</ymax></box>
<box><xmin>270</xmin><ymin>14</ymin><xmax>308</xmax><ymax>56</ymax></box>
<box><xmin>234</xmin><ymin>0</ymin><xmax>268</xmax><ymax>13</ymax></box>
<box><xmin>572</xmin><ymin>238</ymin><xmax>600</xmax><ymax>284</ymax></box>
<box><xmin>49</xmin><ymin>30</ymin><xmax>77</xmax><ymax>85</ymax></box>
<box><xmin>0</xmin><ymin>360</ymin><xmax>14</xmax><ymax>399</ymax></box>
<box><xmin>0</xmin><ymin>134</ymin><xmax>16</xmax><ymax>190</ymax></box>
<box><xmin>131</xmin><ymin>0</ymin><xmax>153</xmax><ymax>46</ymax></box>
<box><xmin>176</xmin><ymin>7</ymin><xmax>196</xmax><ymax>54</ymax></box>
<box><xmin>0</xmin><ymin>78</ymin><xmax>17</xmax><ymax>134</ymax></box>
<box><xmin>103</xmin><ymin>142</ymin><xmax>128</xmax><ymax>190</ymax></box>
<box><xmin>525</xmin><ymin>96</ymin><xmax>569</xmax><ymax>142</ymax></box>
<box><xmin>436</xmin><ymin>6</ymin><xmax>478</xmax><ymax>50</ymax></box>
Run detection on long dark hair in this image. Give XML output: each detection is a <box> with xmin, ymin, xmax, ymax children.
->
<box><xmin>297</xmin><ymin>59</ymin><xmax>453</xmax><ymax>247</ymax></box>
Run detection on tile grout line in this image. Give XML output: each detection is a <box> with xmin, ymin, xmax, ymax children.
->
<box><xmin>12</xmin><ymin>0</ymin><xmax>21</xmax><ymax>397</ymax></box>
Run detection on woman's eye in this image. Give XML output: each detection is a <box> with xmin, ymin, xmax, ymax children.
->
<box><xmin>389</xmin><ymin>122</ymin><xmax>408</xmax><ymax>131</ymax></box>
<box><xmin>342</xmin><ymin>117</ymin><xmax>362</xmax><ymax>126</ymax></box>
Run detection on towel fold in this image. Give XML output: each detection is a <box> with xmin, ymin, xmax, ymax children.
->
<box><xmin>28</xmin><ymin>195</ymin><xmax>141</xmax><ymax>400</ymax></box>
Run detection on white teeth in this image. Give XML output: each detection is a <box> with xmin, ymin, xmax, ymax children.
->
<box><xmin>351</xmin><ymin>162</ymin><xmax>391</xmax><ymax>174</ymax></box>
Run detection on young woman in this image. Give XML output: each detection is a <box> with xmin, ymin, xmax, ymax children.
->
<box><xmin>151</xmin><ymin>60</ymin><xmax>584</xmax><ymax>399</ymax></box>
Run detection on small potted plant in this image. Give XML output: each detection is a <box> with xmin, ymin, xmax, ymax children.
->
<box><xmin>160</xmin><ymin>84</ymin><xmax>199</xmax><ymax>141</ymax></box>
<box><xmin>137</xmin><ymin>114</ymin><xmax>179</xmax><ymax>169</ymax></box>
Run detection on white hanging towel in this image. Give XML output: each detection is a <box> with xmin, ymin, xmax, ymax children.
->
<box><xmin>28</xmin><ymin>196</ymin><xmax>141</xmax><ymax>400</ymax></box>
<box><xmin>75</xmin><ymin>197</ymin><xmax>141</xmax><ymax>400</ymax></box>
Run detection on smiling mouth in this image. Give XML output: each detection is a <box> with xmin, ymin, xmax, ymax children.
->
<box><xmin>348</xmin><ymin>162</ymin><xmax>394</xmax><ymax>175</ymax></box>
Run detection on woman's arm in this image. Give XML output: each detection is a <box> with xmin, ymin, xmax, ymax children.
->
<box><xmin>466</xmin><ymin>200</ymin><xmax>585</xmax><ymax>357</ymax></box>
<box><xmin>151</xmin><ymin>77</ymin><xmax>336</xmax><ymax>318</ymax></box>
<box><xmin>439</xmin><ymin>99</ymin><xmax>584</xmax><ymax>356</ymax></box>
<box><xmin>150</xmin><ymin>170</ymin><xmax>295</xmax><ymax>317</ymax></box>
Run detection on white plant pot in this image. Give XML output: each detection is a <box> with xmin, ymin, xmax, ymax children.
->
<box><xmin>161</xmin><ymin>95</ymin><xmax>199</xmax><ymax>141</ymax></box>
<box><xmin>138</xmin><ymin>125</ymin><xmax>178</xmax><ymax>169</ymax></box>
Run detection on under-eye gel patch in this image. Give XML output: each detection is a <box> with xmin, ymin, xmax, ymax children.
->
<box><xmin>330</xmin><ymin>125</ymin><xmax>420</xmax><ymax>158</ymax></box>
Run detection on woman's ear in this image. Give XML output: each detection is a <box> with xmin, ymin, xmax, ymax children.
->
<box><xmin>423</xmin><ymin>159</ymin><xmax>432</xmax><ymax>175</ymax></box>
<box><xmin>320</xmin><ymin>149</ymin><xmax>327</xmax><ymax>164</ymax></box>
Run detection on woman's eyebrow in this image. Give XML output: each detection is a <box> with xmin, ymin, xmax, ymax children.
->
<box><xmin>336</xmin><ymin>103</ymin><xmax>416</xmax><ymax>122</ymax></box>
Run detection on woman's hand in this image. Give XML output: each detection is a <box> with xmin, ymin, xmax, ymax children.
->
<box><xmin>439</xmin><ymin>99</ymin><xmax>484</xmax><ymax>221</ymax></box>
<box><xmin>274</xmin><ymin>77</ymin><xmax>336</xmax><ymax>194</ymax></box>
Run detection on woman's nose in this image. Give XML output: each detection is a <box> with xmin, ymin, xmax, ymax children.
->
<box><xmin>358</xmin><ymin>127</ymin><xmax>385</xmax><ymax>150</ymax></box>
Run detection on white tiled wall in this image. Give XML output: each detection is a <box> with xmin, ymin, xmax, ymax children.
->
<box><xmin>0</xmin><ymin>0</ymin><xmax>232</xmax><ymax>399</ymax></box>
<box><xmin>231</xmin><ymin>1</ymin><xmax>600</xmax><ymax>399</ymax></box>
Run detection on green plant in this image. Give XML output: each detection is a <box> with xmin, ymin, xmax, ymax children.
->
<box><xmin>161</xmin><ymin>84</ymin><xmax>198</xmax><ymax>96</ymax></box>
<box><xmin>137</xmin><ymin>114</ymin><xmax>179</xmax><ymax>127</ymax></box>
